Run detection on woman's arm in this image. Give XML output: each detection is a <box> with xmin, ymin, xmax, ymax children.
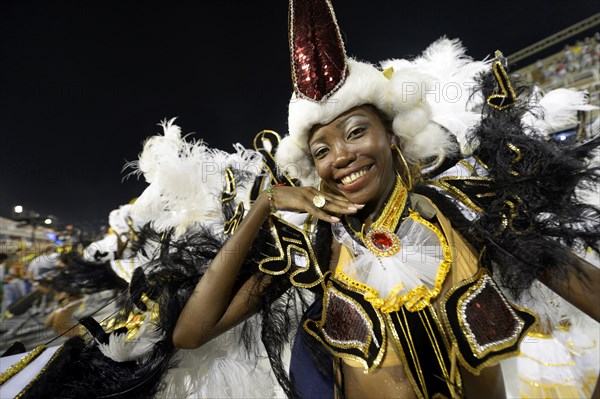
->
<box><xmin>173</xmin><ymin>194</ymin><xmax>271</xmax><ymax>348</ymax></box>
<box><xmin>173</xmin><ymin>187</ymin><xmax>360</xmax><ymax>349</ymax></box>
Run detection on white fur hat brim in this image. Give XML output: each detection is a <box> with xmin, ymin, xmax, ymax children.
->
<box><xmin>277</xmin><ymin>38</ymin><xmax>483</xmax><ymax>187</ymax></box>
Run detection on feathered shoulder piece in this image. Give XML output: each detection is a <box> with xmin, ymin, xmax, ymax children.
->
<box><xmin>415</xmin><ymin>52</ymin><xmax>600</xmax><ymax>299</ymax></box>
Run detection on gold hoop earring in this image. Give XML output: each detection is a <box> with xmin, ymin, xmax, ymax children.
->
<box><xmin>391</xmin><ymin>144</ymin><xmax>413</xmax><ymax>190</ymax></box>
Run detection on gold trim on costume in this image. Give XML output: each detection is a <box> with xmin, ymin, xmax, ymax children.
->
<box><xmin>102</xmin><ymin>294</ymin><xmax>160</xmax><ymax>343</ymax></box>
<box><xmin>114</xmin><ymin>259</ymin><xmax>134</xmax><ymax>282</ymax></box>
<box><xmin>519</xmin><ymin>376</ymin><xmax>580</xmax><ymax>388</ymax></box>
<box><xmin>253</xmin><ymin>130</ymin><xmax>297</xmax><ymax>188</ymax></box>
<box><xmin>457</xmin><ymin>159</ymin><xmax>476</xmax><ymax>175</ymax></box>
<box><xmin>418</xmin><ymin>310</ymin><xmax>454</xmax><ymax>391</ymax></box>
<box><xmin>370</xmin><ymin>176</ymin><xmax>407</xmax><ymax>232</ymax></box>
<box><xmin>259</xmin><ymin>221</ymin><xmax>300</xmax><ymax>276</ymax></box>
<box><xmin>457</xmin><ymin>274</ymin><xmax>525</xmax><ymax>359</ymax></box>
<box><xmin>303</xmin><ymin>278</ymin><xmax>387</xmax><ymax>373</ymax></box>
<box><xmin>427</xmin><ymin>304</ymin><xmax>463</xmax><ymax>396</ymax></box>
<box><xmin>503</xmin><ymin>197</ymin><xmax>533</xmax><ymax>234</ymax></box>
<box><xmin>344</xmin><ymin>175</ymin><xmax>408</xmax><ymax>253</ymax></box>
<box><xmin>382</xmin><ymin>66</ymin><xmax>394</xmax><ymax>80</ymax></box>
<box><xmin>259</xmin><ymin>215</ymin><xmax>323</xmax><ymax>288</ymax></box>
<box><xmin>335</xmin><ymin>211</ymin><xmax>452</xmax><ymax>313</ymax></box>
<box><xmin>223</xmin><ymin>202</ymin><xmax>245</xmax><ymax>235</ymax></box>
<box><xmin>518</xmin><ymin>352</ymin><xmax>576</xmax><ymax>367</ymax></box>
<box><xmin>486</xmin><ymin>51</ymin><xmax>517</xmax><ymax>111</ymax></box>
<box><xmin>526</xmin><ymin>331</ymin><xmax>553</xmax><ymax>339</ymax></box>
<box><xmin>289</xmin><ymin>245</ymin><xmax>323</xmax><ymax>289</ymax></box>
<box><xmin>360</xmin><ymin>176</ymin><xmax>408</xmax><ymax>257</ymax></box>
<box><xmin>222</xmin><ymin>168</ymin><xmax>237</xmax><ymax>203</ymax></box>
<box><xmin>125</xmin><ymin>216</ymin><xmax>138</xmax><ymax>242</ymax></box>
<box><xmin>395</xmin><ymin>310</ymin><xmax>429</xmax><ymax>398</ymax></box>
<box><xmin>282</xmin><ymin>236</ymin><xmax>303</xmax><ymax>245</ymax></box>
<box><xmin>319</xmin><ymin>286</ymin><xmax>375</xmax><ymax>355</ymax></box>
<box><xmin>429</xmin><ymin>175</ymin><xmax>495</xmax><ymax>214</ymax></box>
<box><xmin>473</xmin><ymin>156</ymin><xmax>490</xmax><ymax>171</ymax></box>
<box><xmin>438</xmin><ymin>269</ymin><xmax>538</xmax><ymax>375</ymax></box>
<box><xmin>15</xmin><ymin>345</ymin><xmax>65</xmax><ymax>399</ymax></box>
<box><xmin>506</xmin><ymin>143</ymin><xmax>522</xmax><ymax>177</ymax></box>
<box><xmin>385</xmin><ymin>313</ymin><xmax>426</xmax><ymax>399</ymax></box>
<box><xmin>0</xmin><ymin>345</ymin><xmax>47</xmax><ymax>386</ymax></box>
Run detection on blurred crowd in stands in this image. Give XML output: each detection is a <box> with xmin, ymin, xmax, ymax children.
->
<box><xmin>0</xmin><ymin>224</ymin><xmax>110</xmax><ymax>339</ymax></box>
<box><xmin>527</xmin><ymin>33</ymin><xmax>600</xmax><ymax>101</ymax></box>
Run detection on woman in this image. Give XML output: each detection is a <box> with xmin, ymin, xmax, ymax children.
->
<box><xmin>176</xmin><ymin>110</ymin><xmax>500</xmax><ymax>397</ymax></box>
<box><xmin>3</xmin><ymin>1</ymin><xmax>596</xmax><ymax>397</ymax></box>
<box><xmin>173</xmin><ymin>1</ymin><xmax>600</xmax><ymax>398</ymax></box>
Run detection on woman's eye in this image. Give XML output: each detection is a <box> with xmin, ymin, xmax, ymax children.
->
<box><xmin>313</xmin><ymin>147</ymin><xmax>329</xmax><ymax>159</ymax></box>
<box><xmin>347</xmin><ymin>127</ymin><xmax>365</xmax><ymax>139</ymax></box>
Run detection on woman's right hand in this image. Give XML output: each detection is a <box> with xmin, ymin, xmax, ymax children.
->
<box><xmin>266</xmin><ymin>185</ymin><xmax>363</xmax><ymax>223</ymax></box>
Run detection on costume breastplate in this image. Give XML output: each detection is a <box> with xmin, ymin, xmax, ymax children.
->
<box><xmin>259</xmin><ymin>197</ymin><xmax>536</xmax><ymax>398</ymax></box>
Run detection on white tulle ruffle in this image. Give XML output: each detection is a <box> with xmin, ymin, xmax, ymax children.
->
<box><xmin>333</xmin><ymin>212</ymin><xmax>451</xmax><ymax>312</ymax></box>
<box><xmin>517</xmin><ymin>328</ymin><xmax>599</xmax><ymax>398</ymax></box>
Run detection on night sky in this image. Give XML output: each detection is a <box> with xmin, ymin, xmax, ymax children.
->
<box><xmin>1</xmin><ymin>0</ymin><xmax>598</xmax><ymax>232</ymax></box>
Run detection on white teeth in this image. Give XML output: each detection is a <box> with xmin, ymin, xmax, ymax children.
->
<box><xmin>341</xmin><ymin>168</ymin><xmax>367</xmax><ymax>185</ymax></box>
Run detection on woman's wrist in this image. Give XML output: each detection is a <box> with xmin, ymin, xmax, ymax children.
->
<box><xmin>255</xmin><ymin>192</ymin><xmax>275</xmax><ymax>219</ymax></box>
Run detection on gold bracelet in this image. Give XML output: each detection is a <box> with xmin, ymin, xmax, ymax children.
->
<box><xmin>266</xmin><ymin>185</ymin><xmax>277</xmax><ymax>213</ymax></box>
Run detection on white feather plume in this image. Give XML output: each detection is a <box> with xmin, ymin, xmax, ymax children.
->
<box><xmin>97</xmin><ymin>313</ymin><xmax>163</xmax><ymax>362</ymax></box>
<box><xmin>107</xmin><ymin>204</ymin><xmax>134</xmax><ymax>235</ymax></box>
<box><xmin>131</xmin><ymin>119</ymin><xmax>263</xmax><ymax>236</ymax></box>
<box><xmin>382</xmin><ymin>37</ymin><xmax>490</xmax><ymax>155</ymax></box>
<box><xmin>522</xmin><ymin>88</ymin><xmax>598</xmax><ymax>134</ymax></box>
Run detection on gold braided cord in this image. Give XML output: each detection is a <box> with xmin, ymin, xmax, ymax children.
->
<box><xmin>398</xmin><ymin>309</ymin><xmax>429</xmax><ymax>397</ymax></box>
<box><xmin>0</xmin><ymin>345</ymin><xmax>47</xmax><ymax>386</ymax></box>
<box><xmin>15</xmin><ymin>346</ymin><xmax>65</xmax><ymax>399</ymax></box>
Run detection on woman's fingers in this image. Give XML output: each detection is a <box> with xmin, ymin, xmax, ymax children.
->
<box><xmin>271</xmin><ymin>186</ymin><xmax>363</xmax><ymax>222</ymax></box>
<box><xmin>302</xmin><ymin>189</ymin><xmax>359</xmax><ymax>222</ymax></box>
<box><xmin>307</xmin><ymin>189</ymin><xmax>362</xmax><ymax>213</ymax></box>
<box><xmin>317</xmin><ymin>199</ymin><xmax>358</xmax><ymax>215</ymax></box>
<box><xmin>312</xmin><ymin>208</ymin><xmax>341</xmax><ymax>223</ymax></box>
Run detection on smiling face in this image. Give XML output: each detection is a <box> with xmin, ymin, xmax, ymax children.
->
<box><xmin>308</xmin><ymin>105</ymin><xmax>396</xmax><ymax>208</ymax></box>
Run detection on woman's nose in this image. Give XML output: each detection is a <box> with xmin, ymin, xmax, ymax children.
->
<box><xmin>332</xmin><ymin>144</ymin><xmax>355</xmax><ymax>168</ymax></box>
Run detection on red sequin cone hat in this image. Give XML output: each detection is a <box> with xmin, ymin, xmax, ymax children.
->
<box><xmin>276</xmin><ymin>0</ymin><xmax>460</xmax><ymax>187</ymax></box>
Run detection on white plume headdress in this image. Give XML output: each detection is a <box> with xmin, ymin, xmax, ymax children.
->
<box><xmin>129</xmin><ymin>118</ymin><xmax>262</xmax><ymax>236</ymax></box>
